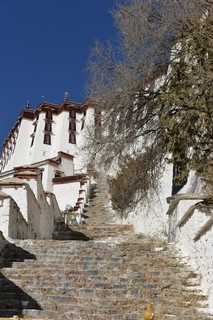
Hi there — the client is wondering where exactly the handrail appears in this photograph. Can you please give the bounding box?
[166,192,213,242]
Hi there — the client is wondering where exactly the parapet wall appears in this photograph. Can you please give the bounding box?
[117,168,213,312]
[0,192,35,239]
[0,167,60,240]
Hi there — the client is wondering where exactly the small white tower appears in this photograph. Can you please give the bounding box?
[25,100,30,109]
[64,92,69,101]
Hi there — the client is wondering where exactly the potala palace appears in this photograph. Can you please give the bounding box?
[0,93,213,313]
[0,94,95,239]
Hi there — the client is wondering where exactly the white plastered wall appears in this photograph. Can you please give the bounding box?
[116,163,173,239]
[3,118,33,172]
[74,107,95,173]
[41,164,55,192]
[117,166,213,312]
[0,193,34,240]
[0,182,41,238]
[169,172,213,312]
[53,181,81,211]
[24,176,55,239]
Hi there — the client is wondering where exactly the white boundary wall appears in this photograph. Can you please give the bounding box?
[116,168,213,312]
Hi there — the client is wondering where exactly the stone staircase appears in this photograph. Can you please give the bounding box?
[0,185,213,319]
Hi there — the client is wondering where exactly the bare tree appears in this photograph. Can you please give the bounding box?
[86,0,210,161]
[85,0,212,214]
[158,9,213,183]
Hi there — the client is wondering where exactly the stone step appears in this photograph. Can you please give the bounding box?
[4,265,188,282]
[23,309,140,320]
[6,247,182,262]
[1,272,175,285]
[0,309,23,317]
[29,300,138,315]
[4,246,178,257]
[3,273,197,292]
[0,283,205,310]
[0,184,212,320]
[0,298,35,312]
[22,306,210,320]
[2,247,160,255]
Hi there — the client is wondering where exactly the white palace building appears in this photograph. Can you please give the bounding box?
[0,94,95,240]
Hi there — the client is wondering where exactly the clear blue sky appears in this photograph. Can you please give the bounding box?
[0,0,117,150]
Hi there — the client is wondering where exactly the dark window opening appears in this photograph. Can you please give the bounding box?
[55,170,62,178]
[69,132,76,144]
[30,136,35,147]
[55,157,61,164]
[172,164,188,195]
[44,122,52,132]
[43,134,51,145]
[69,120,76,131]
[46,110,52,120]
[81,120,85,131]
[69,110,76,119]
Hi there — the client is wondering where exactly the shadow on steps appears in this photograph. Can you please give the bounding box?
[0,273,42,317]
[52,229,90,241]
[0,242,37,268]
[0,243,42,317]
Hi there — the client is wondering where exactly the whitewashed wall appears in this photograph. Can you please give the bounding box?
[74,107,94,173]
[0,173,59,239]
[0,193,34,239]
[30,111,54,163]
[3,119,32,172]
[45,192,61,221]
[53,181,81,211]
[169,172,213,311]
[53,110,78,157]
[117,163,173,239]
[25,175,56,239]
[175,207,213,311]
[60,156,75,176]
[41,163,55,192]
[0,180,41,237]
[116,167,213,312]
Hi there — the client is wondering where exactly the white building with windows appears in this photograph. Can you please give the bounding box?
[0,97,93,173]
[0,95,95,239]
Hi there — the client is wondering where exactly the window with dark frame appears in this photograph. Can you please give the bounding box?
[46,109,52,120]
[69,132,76,144]
[69,120,76,131]
[44,121,52,132]
[43,134,51,145]
[54,170,62,178]
[69,109,76,119]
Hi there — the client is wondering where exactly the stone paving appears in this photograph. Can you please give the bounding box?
[0,185,213,319]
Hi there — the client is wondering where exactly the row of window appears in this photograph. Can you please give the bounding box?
[1,110,80,170]
[31,132,76,146]
[31,113,77,147]
[43,132,76,145]
[45,109,76,120]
